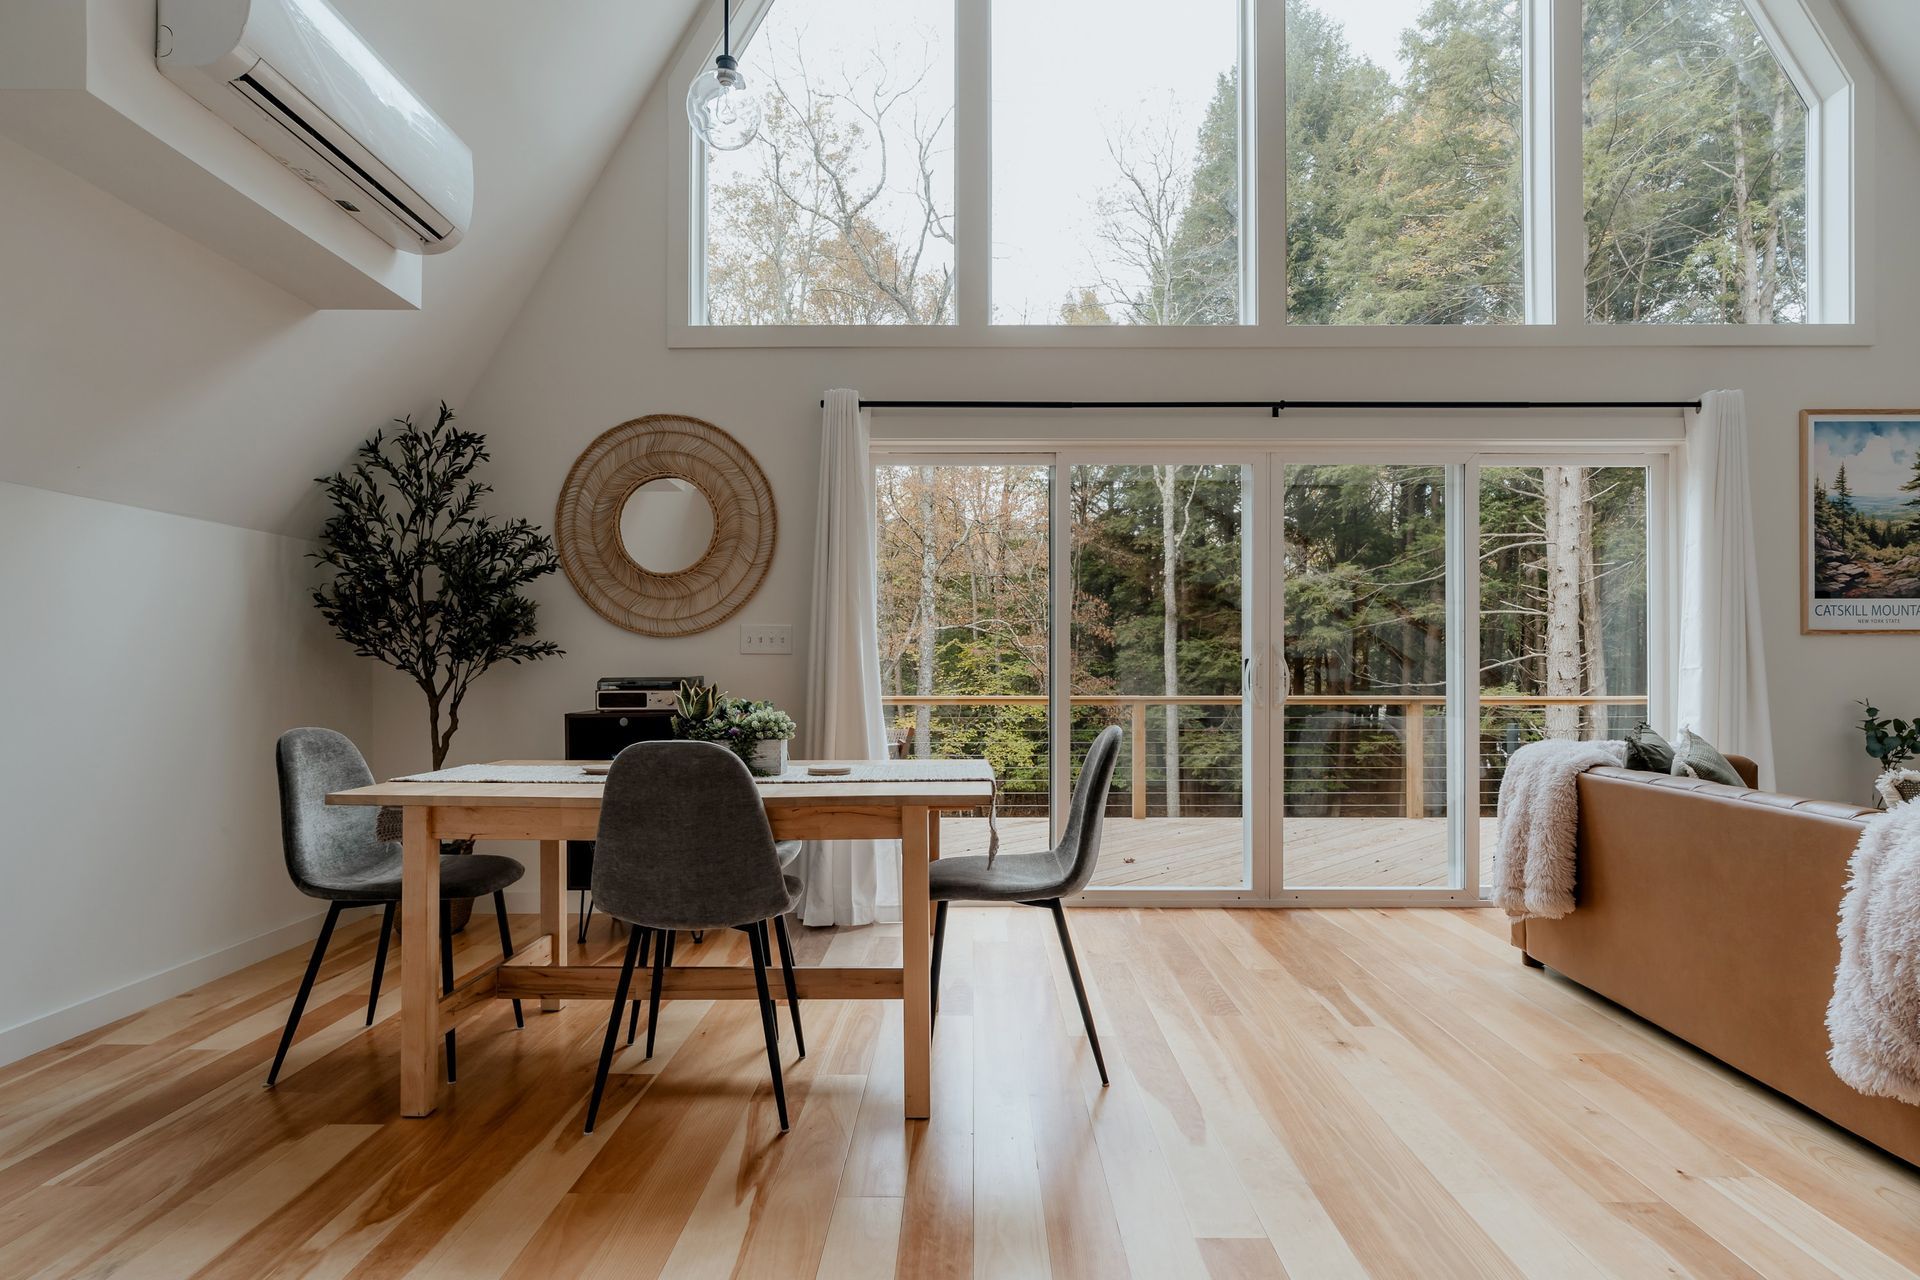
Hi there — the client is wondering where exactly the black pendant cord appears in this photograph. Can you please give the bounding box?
[818,397,1701,413]
[722,0,732,59]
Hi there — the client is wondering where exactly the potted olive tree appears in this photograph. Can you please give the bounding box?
[312,403,563,926]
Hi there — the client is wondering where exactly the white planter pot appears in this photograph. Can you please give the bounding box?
[750,738,790,777]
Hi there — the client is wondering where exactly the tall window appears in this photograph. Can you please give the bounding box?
[990,0,1244,324]
[682,0,1850,334]
[874,463,1053,856]
[1584,0,1808,323]
[701,0,955,324]
[1479,465,1650,875]
[1285,0,1524,324]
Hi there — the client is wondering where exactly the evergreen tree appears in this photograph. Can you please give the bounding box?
[1832,464,1856,525]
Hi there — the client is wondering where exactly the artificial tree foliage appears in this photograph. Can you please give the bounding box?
[312,403,563,772]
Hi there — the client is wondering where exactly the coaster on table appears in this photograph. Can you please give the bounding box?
[806,764,853,776]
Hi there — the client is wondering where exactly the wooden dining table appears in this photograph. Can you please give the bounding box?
[326,760,993,1121]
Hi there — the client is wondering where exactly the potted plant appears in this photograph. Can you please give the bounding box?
[1857,699,1920,805]
[312,403,564,926]
[674,681,798,776]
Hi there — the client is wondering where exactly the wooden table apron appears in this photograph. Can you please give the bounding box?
[326,772,992,1121]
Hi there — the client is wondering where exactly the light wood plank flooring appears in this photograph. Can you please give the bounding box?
[4,906,1919,1278]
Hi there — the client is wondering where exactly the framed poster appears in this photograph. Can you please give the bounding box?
[1803,410,1920,634]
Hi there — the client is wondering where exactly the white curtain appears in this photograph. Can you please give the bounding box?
[799,389,899,926]
[1677,389,1775,789]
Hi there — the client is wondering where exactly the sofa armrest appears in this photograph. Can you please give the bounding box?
[1725,753,1760,789]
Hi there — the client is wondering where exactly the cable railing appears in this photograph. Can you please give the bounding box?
[882,693,1648,820]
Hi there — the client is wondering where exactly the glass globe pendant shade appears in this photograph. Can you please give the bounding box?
[687,55,761,151]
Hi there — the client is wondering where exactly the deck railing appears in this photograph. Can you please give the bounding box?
[882,693,1648,820]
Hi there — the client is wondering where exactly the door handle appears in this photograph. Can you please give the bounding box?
[1243,655,1259,707]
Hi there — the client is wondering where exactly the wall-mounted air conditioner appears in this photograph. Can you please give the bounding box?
[156,0,472,254]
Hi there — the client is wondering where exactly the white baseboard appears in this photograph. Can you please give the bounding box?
[0,908,339,1069]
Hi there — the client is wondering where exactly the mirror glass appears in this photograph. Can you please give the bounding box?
[619,477,715,574]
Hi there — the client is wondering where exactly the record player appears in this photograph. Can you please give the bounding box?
[594,675,699,712]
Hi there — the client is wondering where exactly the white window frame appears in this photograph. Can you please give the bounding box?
[669,0,1870,347]
[871,421,1679,908]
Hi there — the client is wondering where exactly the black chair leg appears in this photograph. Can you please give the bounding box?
[930,900,949,1028]
[748,918,790,1131]
[627,928,652,1046]
[266,902,342,1087]
[772,916,805,1058]
[366,902,396,1027]
[577,891,593,946]
[494,891,524,1029]
[585,926,645,1133]
[1044,899,1109,1087]
[645,929,672,1059]
[440,899,457,1084]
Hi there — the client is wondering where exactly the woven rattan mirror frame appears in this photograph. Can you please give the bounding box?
[556,414,777,637]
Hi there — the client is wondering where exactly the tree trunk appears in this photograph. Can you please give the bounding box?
[1730,86,1761,324]
[1578,479,1609,739]
[1157,466,1182,819]
[1542,467,1586,738]
[915,468,938,760]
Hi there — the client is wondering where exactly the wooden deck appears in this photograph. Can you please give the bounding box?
[942,815,1505,889]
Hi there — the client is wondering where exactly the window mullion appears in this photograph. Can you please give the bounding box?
[1550,0,1586,330]
[955,0,990,332]
[1253,0,1287,328]
[1520,0,1556,323]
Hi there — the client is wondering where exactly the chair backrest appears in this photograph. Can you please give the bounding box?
[592,740,792,930]
[1053,725,1124,897]
[276,727,387,898]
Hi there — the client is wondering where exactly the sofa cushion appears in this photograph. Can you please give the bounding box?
[1624,722,1674,773]
[1671,728,1744,786]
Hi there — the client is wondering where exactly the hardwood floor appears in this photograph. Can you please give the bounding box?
[5,905,1920,1278]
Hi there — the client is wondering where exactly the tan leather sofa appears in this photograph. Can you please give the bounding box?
[1509,757,1920,1166]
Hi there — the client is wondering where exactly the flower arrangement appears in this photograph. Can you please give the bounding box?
[674,681,798,775]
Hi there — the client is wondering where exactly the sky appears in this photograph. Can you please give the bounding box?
[1811,418,1920,499]
[710,0,1439,323]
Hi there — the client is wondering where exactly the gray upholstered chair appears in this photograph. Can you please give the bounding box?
[929,724,1122,1085]
[624,840,807,1053]
[269,727,527,1088]
[585,741,804,1133]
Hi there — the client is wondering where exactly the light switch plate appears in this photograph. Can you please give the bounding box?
[739,624,793,655]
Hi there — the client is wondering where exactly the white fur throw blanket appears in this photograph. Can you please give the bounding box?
[1492,738,1626,920]
[1827,801,1920,1103]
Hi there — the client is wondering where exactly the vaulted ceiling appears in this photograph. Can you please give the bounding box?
[0,0,705,535]
[1,0,1912,538]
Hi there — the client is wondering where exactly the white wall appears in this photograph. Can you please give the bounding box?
[0,482,368,1061]
[426,61,1920,812]
[0,0,688,536]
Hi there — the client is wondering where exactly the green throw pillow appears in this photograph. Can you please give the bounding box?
[1624,722,1673,773]
[1670,728,1744,786]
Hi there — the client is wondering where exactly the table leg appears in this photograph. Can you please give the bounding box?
[927,812,941,937]
[902,805,932,1120]
[400,808,442,1117]
[539,840,567,1012]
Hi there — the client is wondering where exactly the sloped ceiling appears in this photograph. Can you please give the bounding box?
[1835,0,1920,129]
[0,0,703,536]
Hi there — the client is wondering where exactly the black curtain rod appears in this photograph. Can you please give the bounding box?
[820,398,1701,414]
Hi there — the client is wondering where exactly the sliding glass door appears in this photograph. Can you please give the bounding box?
[1280,463,1454,889]
[873,443,1664,904]
[873,459,1055,859]
[1066,463,1252,890]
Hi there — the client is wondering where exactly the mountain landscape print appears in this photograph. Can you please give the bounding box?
[1805,411,1920,632]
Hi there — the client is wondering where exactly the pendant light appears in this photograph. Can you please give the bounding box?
[686,0,762,151]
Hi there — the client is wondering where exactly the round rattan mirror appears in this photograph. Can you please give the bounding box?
[556,414,776,637]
